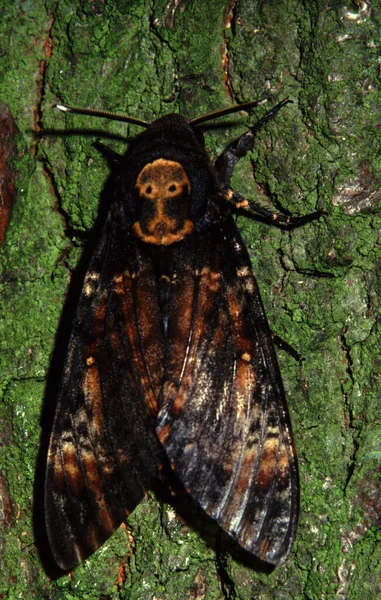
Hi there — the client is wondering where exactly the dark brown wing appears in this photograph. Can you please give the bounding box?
[156,215,299,565]
[45,218,166,570]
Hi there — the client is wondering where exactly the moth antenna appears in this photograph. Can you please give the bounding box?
[190,98,267,126]
[191,97,292,126]
[56,104,149,128]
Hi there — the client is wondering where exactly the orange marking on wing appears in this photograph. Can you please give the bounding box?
[113,273,125,295]
[230,356,257,428]
[117,269,160,415]
[255,438,281,490]
[157,423,171,445]
[171,381,191,415]
[83,362,103,435]
[235,447,258,494]
[159,266,196,406]
[81,451,116,534]
[200,266,221,292]
[278,445,290,474]
[275,444,291,488]
[85,522,103,553]
[60,441,86,497]
[258,538,271,560]
[137,390,158,418]
[52,449,66,493]
[83,271,100,297]
[82,296,107,430]
[134,270,165,400]
[236,266,256,294]
[226,285,256,358]
[81,452,99,486]
[188,266,222,340]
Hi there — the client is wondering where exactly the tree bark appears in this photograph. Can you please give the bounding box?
[1,0,380,598]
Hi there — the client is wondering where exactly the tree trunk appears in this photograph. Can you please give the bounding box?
[1,0,380,598]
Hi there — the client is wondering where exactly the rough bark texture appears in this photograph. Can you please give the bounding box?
[0,1,380,598]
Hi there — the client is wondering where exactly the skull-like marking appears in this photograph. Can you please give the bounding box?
[132,158,194,245]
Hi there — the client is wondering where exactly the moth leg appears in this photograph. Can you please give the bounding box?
[272,332,304,362]
[224,189,324,229]
[214,98,292,185]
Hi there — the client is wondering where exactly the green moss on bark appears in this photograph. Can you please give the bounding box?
[1,0,380,598]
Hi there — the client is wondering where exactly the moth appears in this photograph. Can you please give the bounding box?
[45,98,321,571]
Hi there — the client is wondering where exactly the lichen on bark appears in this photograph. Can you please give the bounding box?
[0,0,380,598]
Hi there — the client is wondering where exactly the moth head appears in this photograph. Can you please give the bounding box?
[55,99,271,243]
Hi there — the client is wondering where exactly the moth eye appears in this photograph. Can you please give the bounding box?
[168,184,176,192]
[146,185,153,194]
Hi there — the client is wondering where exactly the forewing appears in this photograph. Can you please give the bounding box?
[156,218,299,565]
[45,218,166,570]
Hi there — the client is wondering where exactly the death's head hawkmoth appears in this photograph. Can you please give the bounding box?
[44,98,321,571]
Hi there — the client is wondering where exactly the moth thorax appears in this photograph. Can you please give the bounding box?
[132,158,194,245]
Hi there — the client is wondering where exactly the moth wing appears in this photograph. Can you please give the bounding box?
[156,220,299,565]
[45,220,165,570]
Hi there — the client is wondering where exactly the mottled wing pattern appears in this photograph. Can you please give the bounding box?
[45,218,166,570]
[156,215,299,565]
